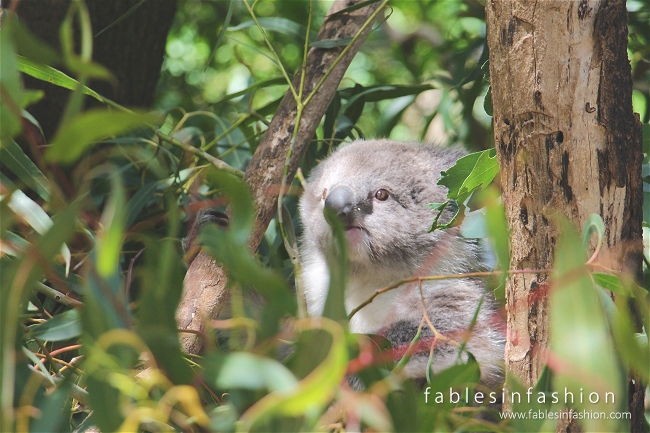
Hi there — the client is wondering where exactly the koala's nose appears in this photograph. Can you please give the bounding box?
[324,186,355,223]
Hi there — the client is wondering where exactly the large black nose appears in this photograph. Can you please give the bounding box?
[324,185,355,224]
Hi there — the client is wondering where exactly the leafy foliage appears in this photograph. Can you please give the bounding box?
[1,1,649,432]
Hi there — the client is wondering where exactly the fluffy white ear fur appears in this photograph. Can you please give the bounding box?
[298,139,504,387]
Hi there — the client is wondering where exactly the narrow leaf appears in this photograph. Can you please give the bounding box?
[0,18,23,139]
[46,110,160,164]
[96,175,126,277]
[0,139,50,200]
[17,56,104,102]
[29,309,81,341]
[229,17,315,44]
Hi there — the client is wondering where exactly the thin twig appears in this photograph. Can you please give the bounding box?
[35,282,82,307]
[299,0,314,100]
[242,0,299,102]
[28,366,89,405]
[203,113,248,151]
[348,269,552,319]
[392,317,425,374]
[155,130,243,178]
[303,0,390,107]
[418,279,459,347]
[126,248,145,302]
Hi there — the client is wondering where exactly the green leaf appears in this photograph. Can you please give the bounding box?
[219,76,286,102]
[433,149,500,231]
[199,170,296,338]
[438,152,483,199]
[94,0,147,37]
[339,84,434,103]
[329,0,382,17]
[12,18,60,65]
[229,18,316,45]
[506,375,557,433]
[0,18,23,139]
[17,56,104,102]
[591,273,627,294]
[124,180,160,227]
[456,148,499,196]
[29,381,72,433]
[642,123,649,154]
[581,213,604,252]
[65,55,115,82]
[550,219,624,433]
[322,208,349,323]
[206,0,233,69]
[0,139,50,200]
[20,89,44,108]
[136,200,193,384]
[608,291,649,383]
[239,318,348,431]
[96,174,126,277]
[484,189,510,276]
[29,309,81,341]
[46,109,160,164]
[2,231,28,257]
[82,251,130,340]
[58,1,114,82]
[204,352,297,392]
[323,93,341,140]
[483,86,493,116]
[310,38,352,48]
[5,189,51,233]
[4,190,71,273]
[377,95,416,137]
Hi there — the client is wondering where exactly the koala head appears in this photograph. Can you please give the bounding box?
[299,140,465,273]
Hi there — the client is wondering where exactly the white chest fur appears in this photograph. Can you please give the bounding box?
[301,247,409,334]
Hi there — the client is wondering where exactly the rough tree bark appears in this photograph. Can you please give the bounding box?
[15,0,177,140]
[177,0,385,354]
[486,0,644,430]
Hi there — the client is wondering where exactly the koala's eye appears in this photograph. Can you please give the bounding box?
[374,189,389,201]
[322,188,327,200]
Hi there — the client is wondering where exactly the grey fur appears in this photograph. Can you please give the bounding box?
[298,139,504,386]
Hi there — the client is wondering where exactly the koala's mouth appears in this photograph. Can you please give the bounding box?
[345,224,368,236]
[343,225,369,249]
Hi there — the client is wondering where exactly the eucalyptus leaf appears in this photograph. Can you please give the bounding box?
[550,219,624,433]
[46,110,161,164]
[29,309,81,341]
[310,38,352,48]
[12,18,60,65]
[124,180,160,227]
[20,89,45,108]
[642,123,649,154]
[239,318,348,431]
[229,17,315,44]
[0,139,50,200]
[0,18,23,139]
[205,352,297,392]
[136,201,193,385]
[323,208,348,323]
[17,56,104,102]
[3,190,71,273]
[96,174,126,278]
[581,213,604,252]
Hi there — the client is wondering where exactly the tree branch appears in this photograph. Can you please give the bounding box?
[176,0,384,355]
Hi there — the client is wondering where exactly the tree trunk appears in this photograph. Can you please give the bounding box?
[15,0,177,140]
[485,0,644,430]
[177,0,385,354]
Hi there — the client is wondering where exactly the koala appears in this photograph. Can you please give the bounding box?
[298,139,504,387]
